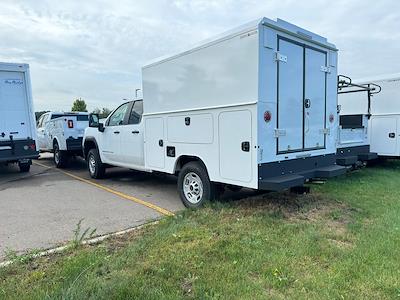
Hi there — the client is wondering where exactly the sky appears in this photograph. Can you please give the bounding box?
[0,0,399,112]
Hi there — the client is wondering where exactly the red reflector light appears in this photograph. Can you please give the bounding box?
[264,111,272,123]
[29,144,36,151]
[68,120,74,128]
[329,114,335,123]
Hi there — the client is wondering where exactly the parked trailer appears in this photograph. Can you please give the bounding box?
[0,62,38,172]
[84,17,346,207]
[336,75,381,166]
[339,74,400,158]
[36,112,89,167]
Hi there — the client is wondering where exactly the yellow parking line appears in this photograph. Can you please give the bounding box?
[33,161,175,217]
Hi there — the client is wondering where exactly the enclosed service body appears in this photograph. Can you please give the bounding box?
[0,63,38,171]
[336,76,380,165]
[339,74,400,158]
[142,18,345,191]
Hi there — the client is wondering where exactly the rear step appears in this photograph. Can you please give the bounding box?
[314,165,347,178]
[259,174,305,191]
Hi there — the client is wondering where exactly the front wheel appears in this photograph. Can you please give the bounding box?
[178,162,214,208]
[87,148,105,179]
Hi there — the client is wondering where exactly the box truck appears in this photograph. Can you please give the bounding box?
[83,18,346,207]
[336,75,380,166]
[0,62,38,172]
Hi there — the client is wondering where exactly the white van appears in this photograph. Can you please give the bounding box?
[0,62,38,172]
[84,18,346,207]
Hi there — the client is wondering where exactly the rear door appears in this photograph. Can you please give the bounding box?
[0,71,30,141]
[277,37,327,153]
[304,48,326,149]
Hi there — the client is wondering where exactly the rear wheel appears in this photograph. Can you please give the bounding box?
[87,148,105,179]
[18,161,31,172]
[53,142,68,168]
[178,162,214,208]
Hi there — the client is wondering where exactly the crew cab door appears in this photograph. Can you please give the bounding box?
[37,113,50,150]
[100,102,130,165]
[121,100,145,167]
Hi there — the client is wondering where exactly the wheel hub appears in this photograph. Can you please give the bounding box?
[183,172,204,204]
[89,155,96,174]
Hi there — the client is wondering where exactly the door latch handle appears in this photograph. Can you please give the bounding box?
[159,139,164,147]
[132,131,139,134]
[304,99,311,108]
[241,141,250,152]
[389,132,395,138]
[113,131,120,134]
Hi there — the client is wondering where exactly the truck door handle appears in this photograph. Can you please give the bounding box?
[132,131,139,134]
[304,99,311,108]
[113,131,120,134]
[389,133,395,138]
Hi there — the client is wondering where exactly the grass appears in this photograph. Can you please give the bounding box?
[1,161,400,299]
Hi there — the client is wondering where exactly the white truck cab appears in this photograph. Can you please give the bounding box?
[37,111,89,167]
[84,17,346,207]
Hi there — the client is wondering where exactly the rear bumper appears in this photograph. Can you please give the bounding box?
[336,145,378,166]
[66,137,83,152]
[258,154,347,191]
[0,138,39,163]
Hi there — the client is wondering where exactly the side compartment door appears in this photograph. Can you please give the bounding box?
[304,48,327,149]
[277,39,304,153]
[370,116,397,156]
[219,110,252,183]
[145,117,165,169]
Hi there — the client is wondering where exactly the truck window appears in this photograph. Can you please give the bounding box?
[107,103,130,126]
[128,100,143,125]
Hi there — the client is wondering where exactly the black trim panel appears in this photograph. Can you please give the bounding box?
[0,138,39,163]
[336,145,377,165]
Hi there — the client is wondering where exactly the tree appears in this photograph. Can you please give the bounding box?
[92,107,111,119]
[71,98,87,112]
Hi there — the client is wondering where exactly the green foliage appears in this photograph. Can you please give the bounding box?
[70,219,97,249]
[2,162,400,299]
[92,107,111,119]
[71,98,87,112]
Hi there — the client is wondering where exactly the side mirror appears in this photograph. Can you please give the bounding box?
[89,114,99,127]
[98,123,105,133]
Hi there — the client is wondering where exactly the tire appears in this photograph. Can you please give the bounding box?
[18,161,31,172]
[53,142,68,168]
[87,148,105,179]
[178,162,214,208]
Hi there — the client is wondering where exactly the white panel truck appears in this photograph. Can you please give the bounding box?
[37,112,89,167]
[336,75,381,166]
[0,62,39,172]
[83,18,346,207]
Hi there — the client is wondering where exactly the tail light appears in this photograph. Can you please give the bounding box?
[29,144,36,151]
[68,120,74,128]
[264,111,272,123]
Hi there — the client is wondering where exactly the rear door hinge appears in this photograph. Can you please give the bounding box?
[274,129,286,138]
[320,66,331,73]
[275,52,288,63]
[320,128,330,135]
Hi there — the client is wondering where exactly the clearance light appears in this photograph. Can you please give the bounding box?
[68,120,74,128]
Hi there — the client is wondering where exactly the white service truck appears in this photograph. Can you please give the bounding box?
[339,74,400,159]
[37,112,89,167]
[83,17,346,207]
[0,62,38,172]
[336,75,380,166]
